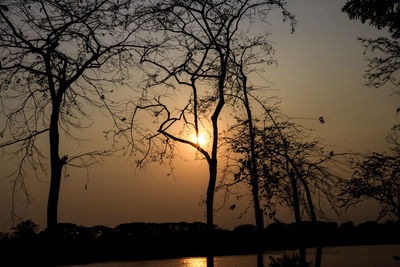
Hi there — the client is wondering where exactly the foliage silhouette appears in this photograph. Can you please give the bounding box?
[0,0,144,233]
[340,129,400,221]
[10,219,38,240]
[342,0,400,38]
[226,103,345,222]
[342,0,400,100]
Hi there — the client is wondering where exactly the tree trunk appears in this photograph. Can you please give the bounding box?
[242,72,264,234]
[251,181,264,232]
[298,175,322,267]
[206,159,217,230]
[46,156,62,232]
[206,64,225,230]
[290,170,301,223]
[303,180,322,267]
[247,157,264,234]
[298,175,316,222]
[289,170,305,265]
[47,100,65,234]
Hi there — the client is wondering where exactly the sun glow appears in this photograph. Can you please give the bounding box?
[192,132,207,147]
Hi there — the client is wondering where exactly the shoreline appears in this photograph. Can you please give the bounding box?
[2,220,399,266]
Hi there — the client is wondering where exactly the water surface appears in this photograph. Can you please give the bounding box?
[70,244,400,267]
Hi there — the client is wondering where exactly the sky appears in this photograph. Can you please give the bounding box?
[1,0,399,233]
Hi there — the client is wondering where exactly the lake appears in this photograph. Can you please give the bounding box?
[69,244,400,267]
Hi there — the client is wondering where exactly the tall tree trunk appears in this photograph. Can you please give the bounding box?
[206,60,225,230]
[47,100,65,234]
[240,66,264,234]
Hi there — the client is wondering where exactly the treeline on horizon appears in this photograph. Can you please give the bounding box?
[1,219,399,266]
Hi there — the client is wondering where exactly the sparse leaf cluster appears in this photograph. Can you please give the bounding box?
[225,105,345,222]
[340,129,400,221]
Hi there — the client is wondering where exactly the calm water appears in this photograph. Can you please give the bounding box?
[70,244,400,267]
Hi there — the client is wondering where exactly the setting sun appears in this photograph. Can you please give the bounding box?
[192,132,207,147]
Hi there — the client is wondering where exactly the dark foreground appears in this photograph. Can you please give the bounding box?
[1,220,399,266]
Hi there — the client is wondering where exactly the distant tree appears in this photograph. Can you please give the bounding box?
[126,0,295,231]
[340,129,400,221]
[0,0,143,233]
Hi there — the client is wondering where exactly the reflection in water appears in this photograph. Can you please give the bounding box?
[207,255,214,267]
[67,244,400,267]
[257,251,264,267]
[180,257,207,267]
[315,246,322,267]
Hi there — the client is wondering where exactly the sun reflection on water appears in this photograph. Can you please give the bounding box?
[179,257,207,267]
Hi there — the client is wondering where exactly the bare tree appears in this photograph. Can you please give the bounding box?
[124,0,294,231]
[222,15,295,267]
[227,101,344,221]
[225,101,345,266]
[0,0,144,233]
[227,39,277,235]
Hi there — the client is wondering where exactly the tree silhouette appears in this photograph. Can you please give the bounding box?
[227,103,344,221]
[340,129,400,221]
[0,0,143,234]
[342,1,400,91]
[221,15,296,266]
[225,22,280,236]
[342,0,400,38]
[125,0,295,231]
[226,101,345,266]
[341,0,400,223]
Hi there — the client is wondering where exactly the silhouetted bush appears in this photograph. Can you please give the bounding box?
[269,254,310,267]
[234,224,257,233]
[11,220,38,240]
